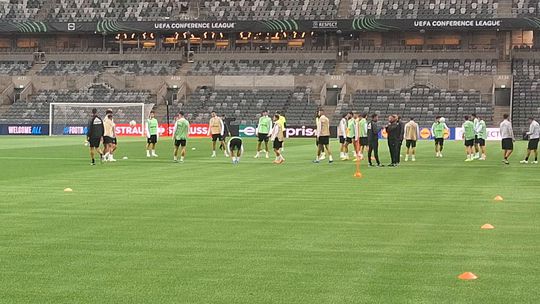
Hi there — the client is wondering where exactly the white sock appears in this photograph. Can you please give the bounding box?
[180,156,184,161]
[174,156,178,161]
[146,150,150,156]
[212,150,216,155]
[329,155,333,161]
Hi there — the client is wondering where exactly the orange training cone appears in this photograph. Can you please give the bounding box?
[481,224,495,230]
[493,195,504,201]
[458,272,478,280]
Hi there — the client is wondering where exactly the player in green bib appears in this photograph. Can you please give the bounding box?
[358,113,368,160]
[146,110,159,157]
[173,112,190,163]
[343,113,356,160]
[431,116,449,158]
[475,116,487,160]
[255,110,272,159]
[462,115,476,162]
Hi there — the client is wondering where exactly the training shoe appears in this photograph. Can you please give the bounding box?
[520,160,528,164]
[329,160,333,164]
[368,163,375,167]
[465,158,474,162]
[265,153,269,159]
[312,160,320,163]
[254,154,259,159]
[503,160,510,165]
[377,164,385,167]
[152,154,159,158]
[533,161,538,164]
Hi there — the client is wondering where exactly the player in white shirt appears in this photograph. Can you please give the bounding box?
[337,113,349,160]
[520,117,540,164]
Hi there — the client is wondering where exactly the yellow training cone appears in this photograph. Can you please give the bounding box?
[481,224,495,230]
[64,188,73,192]
[493,195,504,201]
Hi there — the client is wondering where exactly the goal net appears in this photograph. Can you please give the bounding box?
[49,103,152,136]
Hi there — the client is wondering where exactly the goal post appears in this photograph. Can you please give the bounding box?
[49,103,151,136]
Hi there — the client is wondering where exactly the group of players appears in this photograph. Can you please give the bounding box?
[86,107,540,166]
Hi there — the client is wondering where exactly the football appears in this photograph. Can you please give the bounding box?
[129,120,137,127]
[439,117,446,123]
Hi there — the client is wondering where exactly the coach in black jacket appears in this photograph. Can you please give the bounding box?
[396,115,406,164]
[367,113,382,166]
[386,115,400,167]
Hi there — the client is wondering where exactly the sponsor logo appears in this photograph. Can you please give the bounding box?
[153,22,236,30]
[239,125,257,137]
[420,128,431,139]
[285,126,317,138]
[114,124,209,137]
[63,126,86,135]
[414,20,501,28]
[67,23,76,31]
[455,128,501,141]
[7,125,44,135]
[312,21,338,29]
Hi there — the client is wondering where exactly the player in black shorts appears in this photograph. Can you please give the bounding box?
[86,108,104,165]
[520,117,540,164]
[227,137,243,164]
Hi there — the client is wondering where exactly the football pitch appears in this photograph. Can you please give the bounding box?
[0,136,539,304]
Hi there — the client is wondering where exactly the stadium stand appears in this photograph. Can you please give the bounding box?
[0,61,32,75]
[349,88,492,127]
[0,0,43,21]
[345,59,498,76]
[168,87,316,125]
[38,60,181,76]
[46,0,190,22]
[350,0,500,18]
[0,84,155,124]
[512,59,540,132]
[204,0,340,20]
[189,59,336,76]
[512,0,540,16]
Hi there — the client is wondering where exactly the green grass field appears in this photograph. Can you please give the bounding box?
[0,136,539,304]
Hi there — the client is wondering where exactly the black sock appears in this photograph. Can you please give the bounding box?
[525,157,529,161]
[92,158,95,163]
[535,156,538,161]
